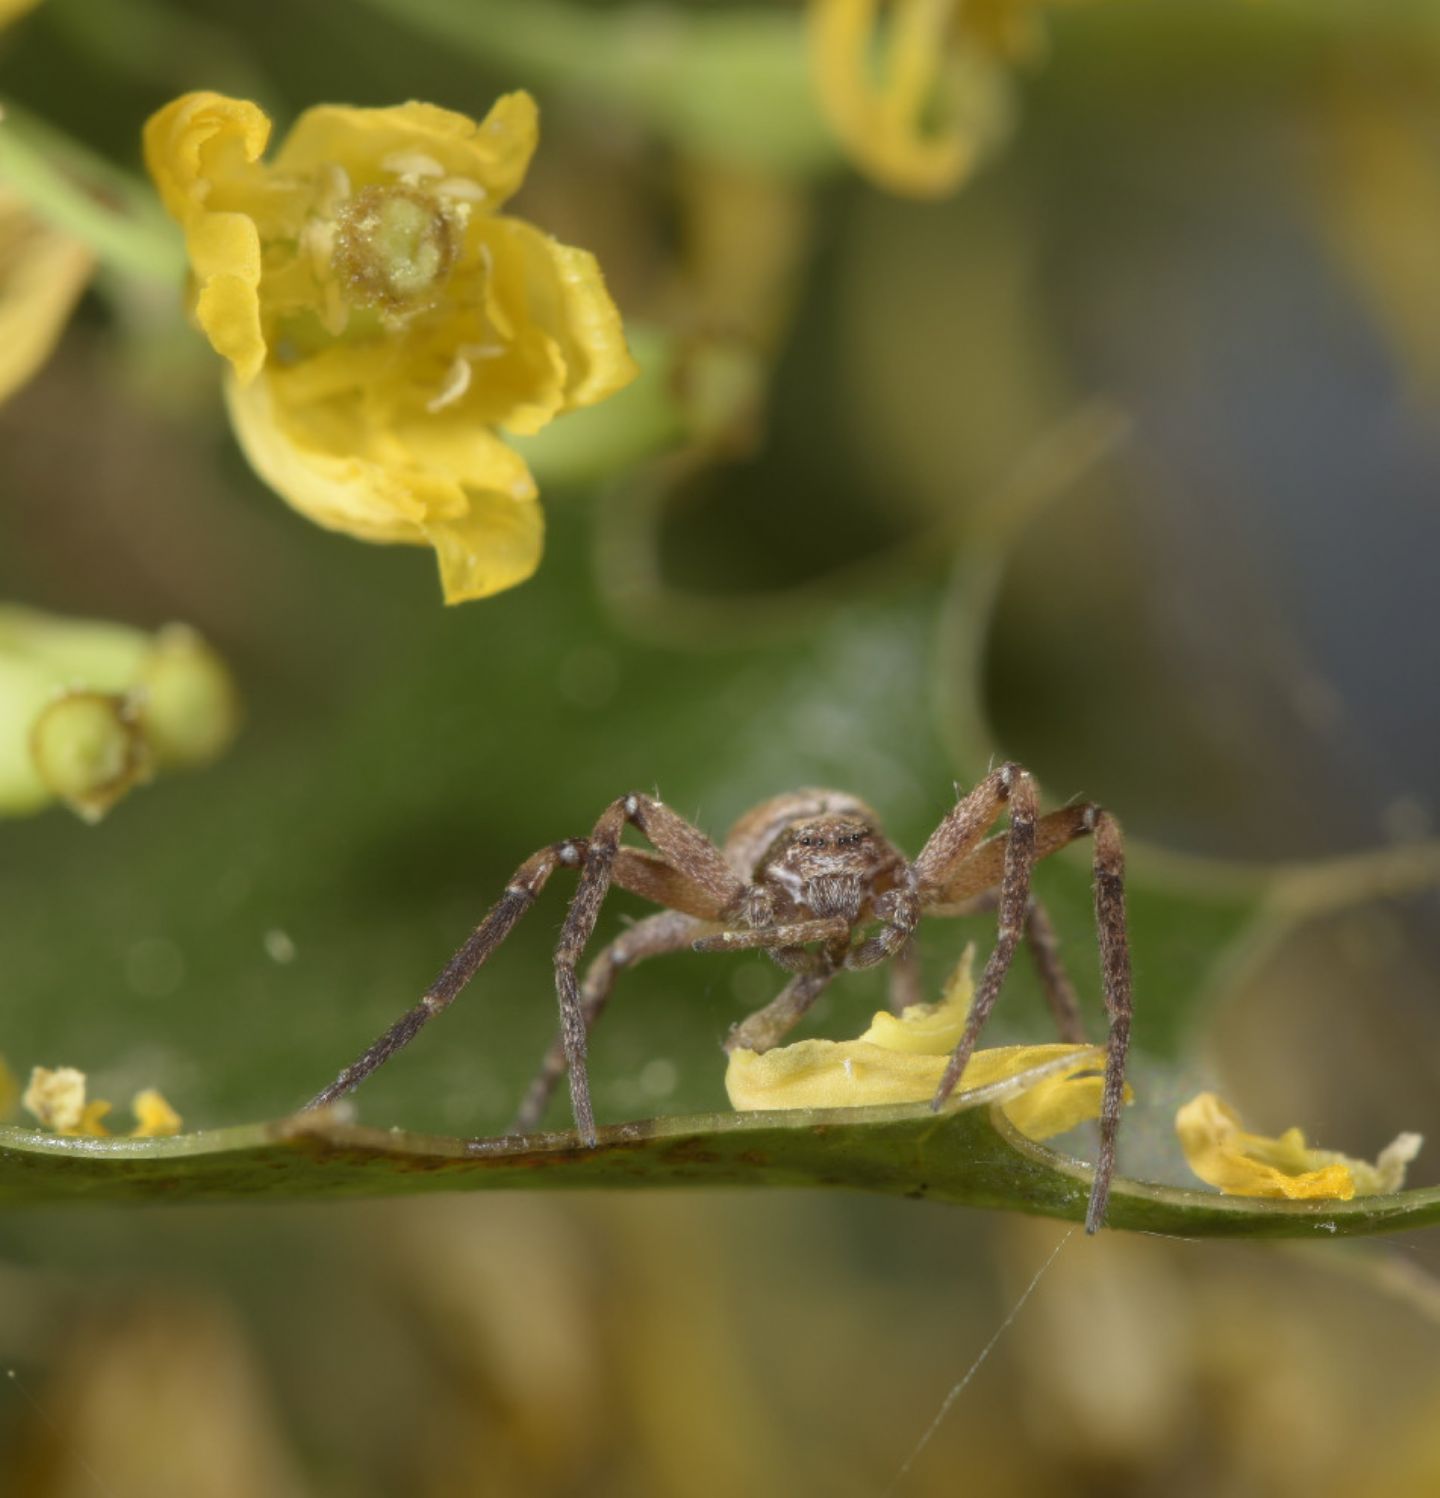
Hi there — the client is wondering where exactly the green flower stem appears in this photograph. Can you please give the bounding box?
[353,0,836,175]
[0,98,183,282]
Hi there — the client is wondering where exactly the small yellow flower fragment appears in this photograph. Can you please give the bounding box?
[727,945,1120,1141]
[21,1066,182,1138]
[130,1088,183,1138]
[1176,1092,1422,1201]
[143,90,637,603]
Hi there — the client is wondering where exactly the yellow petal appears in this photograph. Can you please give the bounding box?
[225,370,542,600]
[0,191,93,404]
[1175,1092,1423,1201]
[422,491,545,604]
[143,93,271,380]
[142,92,272,225]
[808,0,1006,198]
[0,1055,17,1120]
[486,219,639,411]
[276,93,539,210]
[130,1088,182,1137]
[726,1035,1109,1142]
[187,211,266,383]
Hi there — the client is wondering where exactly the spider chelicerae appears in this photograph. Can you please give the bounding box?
[308,764,1133,1232]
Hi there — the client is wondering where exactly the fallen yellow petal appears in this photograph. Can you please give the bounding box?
[1176,1091,1423,1201]
[726,944,1123,1141]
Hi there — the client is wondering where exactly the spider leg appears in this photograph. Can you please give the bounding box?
[692,916,853,953]
[510,909,699,1133]
[725,958,842,1054]
[941,890,1086,1044]
[930,768,1040,1106]
[1087,810,1133,1235]
[305,836,586,1111]
[555,793,752,1144]
[928,796,1134,1232]
[847,762,1032,973]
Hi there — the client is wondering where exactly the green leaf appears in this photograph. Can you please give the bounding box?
[3,1099,1435,1239]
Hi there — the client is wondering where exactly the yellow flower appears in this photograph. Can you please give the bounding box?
[21,1065,182,1138]
[808,0,1030,197]
[727,944,1123,1141]
[0,182,93,405]
[143,91,638,603]
[1176,1092,1422,1201]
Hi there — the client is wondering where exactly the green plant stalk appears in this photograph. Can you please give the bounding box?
[0,98,183,281]
[353,0,836,175]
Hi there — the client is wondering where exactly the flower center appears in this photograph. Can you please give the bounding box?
[332,185,458,311]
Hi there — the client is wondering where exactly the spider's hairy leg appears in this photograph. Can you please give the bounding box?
[930,766,1040,1106]
[848,762,1031,973]
[510,910,698,1133]
[556,793,747,1146]
[693,916,852,953]
[1086,809,1133,1235]
[725,959,840,1054]
[942,889,1087,1044]
[305,838,584,1111]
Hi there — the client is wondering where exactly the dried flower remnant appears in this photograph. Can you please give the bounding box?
[1176,1092,1422,1201]
[143,90,638,603]
[0,606,239,821]
[21,1065,182,1138]
[727,945,1123,1142]
[808,0,1029,197]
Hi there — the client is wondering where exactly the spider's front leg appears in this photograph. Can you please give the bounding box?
[305,835,588,1111]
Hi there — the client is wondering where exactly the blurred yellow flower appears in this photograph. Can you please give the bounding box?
[727,944,1121,1141]
[143,90,637,603]
[808,0,1022,197]
[0,182,93,404]
[1176,1092,1422,1201]
[21,1065,182,1138]
[0,0,41,26]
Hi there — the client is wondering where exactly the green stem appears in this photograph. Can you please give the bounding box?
[353,0,835,175]
[0,99,183,281]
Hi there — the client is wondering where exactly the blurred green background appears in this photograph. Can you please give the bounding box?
[3,0,1440,1492]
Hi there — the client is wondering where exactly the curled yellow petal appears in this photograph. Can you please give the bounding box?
[142,93,269,381]
[727,945,1123,1141]
[1176,1092,1423,1201]
[145,89,633,601]
[808,0,1010,197]
[0,187,93,404]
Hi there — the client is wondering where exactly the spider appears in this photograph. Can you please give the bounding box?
[307,764,1133,1233]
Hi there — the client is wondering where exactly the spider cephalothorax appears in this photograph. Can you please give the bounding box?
[750,812,902,924]
[309,768,1133,1233]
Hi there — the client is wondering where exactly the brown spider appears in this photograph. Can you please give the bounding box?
[308,765,1133,1232]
